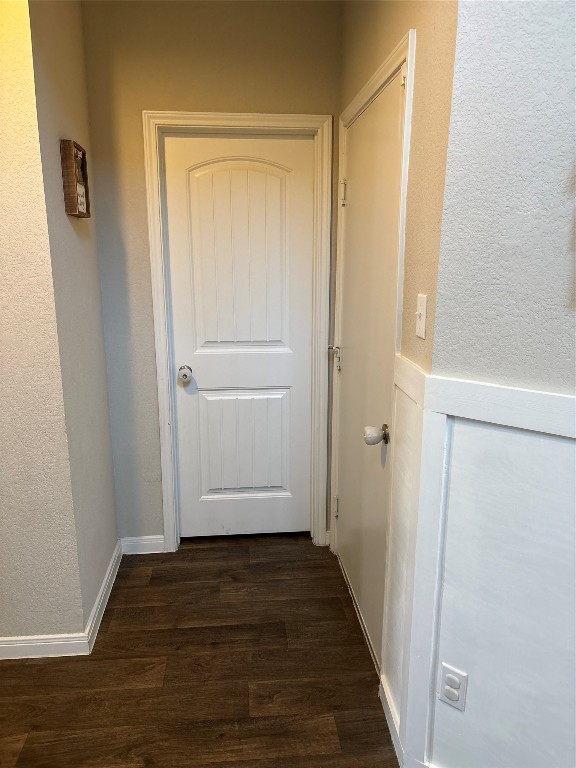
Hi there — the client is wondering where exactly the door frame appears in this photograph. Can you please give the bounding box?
[329,32,416,550]
[143,112,332,551]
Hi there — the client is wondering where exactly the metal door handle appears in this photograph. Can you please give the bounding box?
[364,424,390,445]
[178,365,193,383]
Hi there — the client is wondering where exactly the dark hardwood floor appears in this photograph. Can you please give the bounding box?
[0,533,398,767]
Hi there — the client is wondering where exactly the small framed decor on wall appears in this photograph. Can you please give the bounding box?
[60,139,90,217]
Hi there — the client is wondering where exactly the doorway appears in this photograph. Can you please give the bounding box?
[331,35,414,660]
[143,113,332,549]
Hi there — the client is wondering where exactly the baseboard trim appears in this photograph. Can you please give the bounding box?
[85,540,122,651]
[379,680,405,766]
[0,632,90,659]
[313,529,329,547]
[380,671,401,736]
[0,541,122,659]
[336,554,380,675]
[336,555,419,765]
[378,680,433,768]
[121,535,165,554]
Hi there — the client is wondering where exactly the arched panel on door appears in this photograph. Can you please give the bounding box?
[187,158,291,352]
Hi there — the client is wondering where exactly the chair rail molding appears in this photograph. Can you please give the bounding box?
[394,354,575,439]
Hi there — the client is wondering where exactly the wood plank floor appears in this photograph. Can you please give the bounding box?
[0,534,398,767]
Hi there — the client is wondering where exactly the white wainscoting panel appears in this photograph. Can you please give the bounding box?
[430,419,575,768]
[381,384,423,734]
[402,409,450,765]
[381,356,575,768]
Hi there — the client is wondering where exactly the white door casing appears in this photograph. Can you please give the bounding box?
[331,34,415,658]
[143,114,332,548]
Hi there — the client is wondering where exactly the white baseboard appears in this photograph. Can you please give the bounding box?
[378,681,433,768]
[312,529,329,547]
[0,632,90,659]
[86,540,122,650]
[0,541,122,659]
[379,680,405,766]
[327,526,334,552]
[336,554,380,675]
[121,535,165,554]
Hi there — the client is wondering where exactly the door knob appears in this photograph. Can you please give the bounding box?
[363,424,390,445]
[178,365,193,383]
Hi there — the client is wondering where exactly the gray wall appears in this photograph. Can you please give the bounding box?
[82,1,342,537]
[433,0,575,394]
[0,0,83,636]
[29,0,118,624]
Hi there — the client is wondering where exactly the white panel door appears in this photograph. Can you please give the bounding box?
[335,70,406,658]
[164,136,314,536]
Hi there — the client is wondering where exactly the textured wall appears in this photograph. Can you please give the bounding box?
[340,1,458,372]
[433,1,575,393]
[29,0,118,625]
[82,1,342,537]
[0,0,83,636]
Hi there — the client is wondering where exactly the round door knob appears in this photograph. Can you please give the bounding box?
[363,424,390,445]
[178,365,193,383]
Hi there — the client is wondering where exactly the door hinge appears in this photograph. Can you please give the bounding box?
[339,179,347,207]
[334,495,340,520]
[328,344,341,372]
[401,62,408,89]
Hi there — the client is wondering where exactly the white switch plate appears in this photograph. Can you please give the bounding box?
[416,294,427,339]
[439,662,468,712]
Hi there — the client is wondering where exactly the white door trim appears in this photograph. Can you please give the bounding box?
[143,112,332,550]
[330,32,416,547]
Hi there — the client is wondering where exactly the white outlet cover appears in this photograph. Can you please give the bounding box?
[439,662,468,712]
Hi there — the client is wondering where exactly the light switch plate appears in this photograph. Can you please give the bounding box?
[416,294,427,339]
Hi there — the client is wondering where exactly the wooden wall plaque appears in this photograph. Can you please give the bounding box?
[60,140,90,218]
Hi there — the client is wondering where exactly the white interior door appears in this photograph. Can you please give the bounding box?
[334,69,407,658]
[165,135,315,537]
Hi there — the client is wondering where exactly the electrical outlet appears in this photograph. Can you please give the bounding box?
[438,662,468,712]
